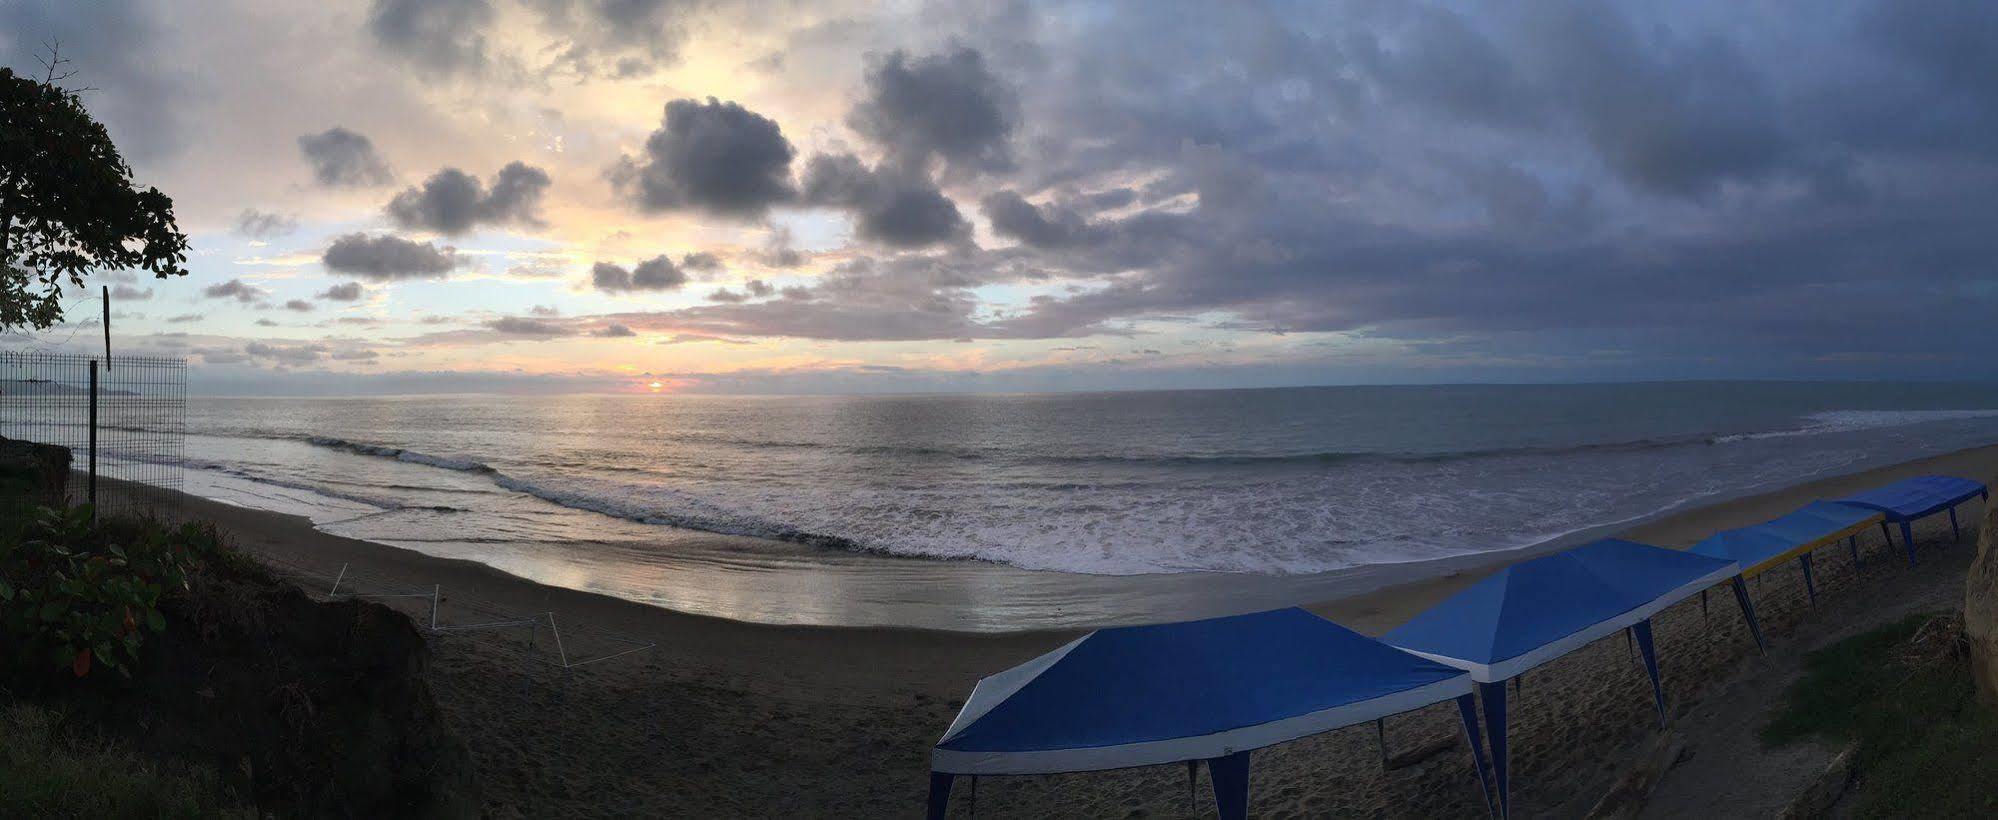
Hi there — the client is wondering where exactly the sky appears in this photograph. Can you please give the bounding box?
[2,0,1996,395]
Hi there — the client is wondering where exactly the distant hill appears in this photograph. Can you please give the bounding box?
[0,381,142,397]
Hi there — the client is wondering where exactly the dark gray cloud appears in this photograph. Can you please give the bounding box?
[529,0,693,78]
[283,299,315,312]
[608,97,796,219]
[591,256,687,293]
[109,284,153,301]
[0,1,180,161]
[386,161,551,235]
[202,279,266,303]
[365,0,493,77]
[298,127,395,187]
[318,282,366,302]
[802,153,969,247]
[234,209,299,239]
[680,251,722,272]
[244,341,326,366]
[849,47,1016,174]
[322,233,460,280]
[980,191,1097,249]
[591,323,637,337]
[486,316,570,336]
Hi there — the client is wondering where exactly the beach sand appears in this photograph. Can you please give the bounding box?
[156,443,1997,817]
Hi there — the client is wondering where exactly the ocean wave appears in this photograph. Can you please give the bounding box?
[1714,409,1998,443]
[484,473,873,552]
[303,436,496,473]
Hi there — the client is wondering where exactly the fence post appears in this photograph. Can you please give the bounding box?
[88,359,98,517]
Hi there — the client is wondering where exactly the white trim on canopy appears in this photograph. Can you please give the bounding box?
[1392,562,1739,682]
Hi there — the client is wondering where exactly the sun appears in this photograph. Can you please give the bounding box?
[648,381,664,392]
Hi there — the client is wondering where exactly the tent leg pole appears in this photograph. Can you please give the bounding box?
[1207,751,1252,820]
[1848,535,1861,569]
[1633,620,1669,728]
[1376,718,1389,769]
[1455,693,1496,819]
[926,772,954,820]
[1700,588,1708,625]
[1480,681,1510,819]
[1901,521,1917,567]
[1799,555,1816,605]
[1950,507,1961,543]
[1731,575,1767,654]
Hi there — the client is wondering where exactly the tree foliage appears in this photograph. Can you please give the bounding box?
[0,63,188,330]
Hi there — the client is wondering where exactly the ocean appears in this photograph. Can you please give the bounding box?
[166,382,1998,628]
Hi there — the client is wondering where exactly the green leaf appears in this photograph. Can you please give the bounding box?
[145,609,164,632]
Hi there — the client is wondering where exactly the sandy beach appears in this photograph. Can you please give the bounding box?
[161,443,1997,817]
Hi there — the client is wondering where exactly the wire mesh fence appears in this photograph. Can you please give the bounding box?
[0,350,652,674]
[0,350,186,518]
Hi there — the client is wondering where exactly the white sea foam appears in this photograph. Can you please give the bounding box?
[1715,409,1998,442]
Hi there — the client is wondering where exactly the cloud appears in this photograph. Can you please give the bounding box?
[680,251,722,272]
[244,341,326,366]
[386,161,551,235]
[801,153,969,247]
[980,191,1096,249]
[608,97,796,219]
[529,304,560,316]
[591,323,636,337]
[849,46,1016,174]
[317,282,365,301]
[202,279,266,303]
[485,316,570,336]
[707,287,747,303]
[234,209,299,239]
[297,127,395,187]
[530,0,693,78]
[283,299,315,312]
[109,284,154,301]
[590,256,686,293]
[365,0,493,77]
[0,1,181,161]
[322,233,460,280]
[165,313,202,324]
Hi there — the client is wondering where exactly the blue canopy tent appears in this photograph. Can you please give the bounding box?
[1382,539,1741,817]
[1835,475,1989,567]
[1691,501,1883,606]
[929,608,1495,819]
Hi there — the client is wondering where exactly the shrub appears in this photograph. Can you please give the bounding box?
[0,505,223,680]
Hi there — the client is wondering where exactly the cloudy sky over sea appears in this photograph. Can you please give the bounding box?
[4,1,1996,394]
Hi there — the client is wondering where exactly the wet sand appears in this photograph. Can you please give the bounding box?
[144,443,1996,816]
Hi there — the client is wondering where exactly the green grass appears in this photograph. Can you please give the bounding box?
[0,701,252,818]
[1762,612,1998,818]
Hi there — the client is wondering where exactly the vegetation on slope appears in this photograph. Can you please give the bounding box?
[1763,611,1998,817]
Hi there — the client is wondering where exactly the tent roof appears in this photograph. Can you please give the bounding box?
[1690,502,1881,576]
[1382,538,1737,682]
[932,607,1471,775]
[1835,475,1987,522]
